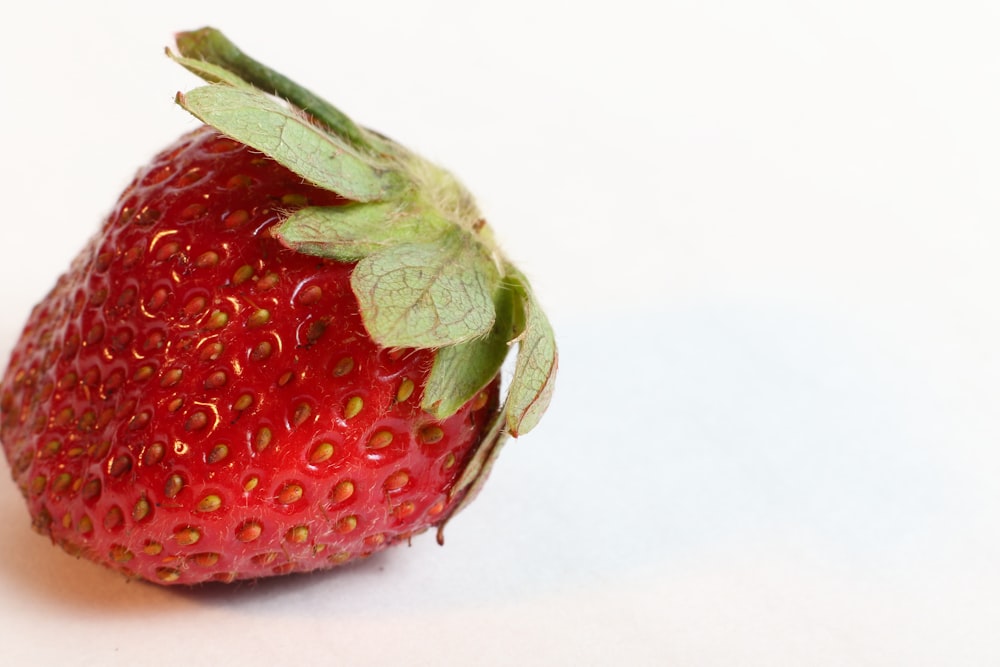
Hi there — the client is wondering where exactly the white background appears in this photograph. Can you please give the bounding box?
[2,1,1000,664]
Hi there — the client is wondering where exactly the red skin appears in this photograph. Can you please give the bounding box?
[0,127,497,584]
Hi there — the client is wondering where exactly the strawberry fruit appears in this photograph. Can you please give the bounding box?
[0,28,556,585]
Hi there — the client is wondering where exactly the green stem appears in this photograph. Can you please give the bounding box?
[175,27,373,153]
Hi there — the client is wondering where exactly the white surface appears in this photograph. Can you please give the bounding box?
[2,1,1000,664]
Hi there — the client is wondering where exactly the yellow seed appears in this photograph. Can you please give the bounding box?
[254,426,273,451]
[197,494,222,513]
[286,525,309,543]
[175,526,201,546]
[330,480,354,504]
[207,443,229,464]
[233,264,254,285]
[164,474,184,498]
[384,470,410,491]
[277,483,304,505]
[132,497,151,522]
[419,425,445,445]
[309,442,335,464]
[248,308,271,328]
[143,540,163,556]
[367,430,393,449]
[237,521,262,543]
[233,393,254,411]
[244,476,259,492]
[336,515,358,534]
[156,568,180,583]
[344,396,364,419]
[396,378,415,402]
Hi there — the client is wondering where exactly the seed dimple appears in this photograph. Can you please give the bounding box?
[51,472,73,493]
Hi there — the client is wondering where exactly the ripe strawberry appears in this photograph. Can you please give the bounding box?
[0,28,556,585]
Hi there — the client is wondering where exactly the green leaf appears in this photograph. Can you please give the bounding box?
[350,232,499,348]
[273,203,452,262]
[177,85,406,202]
[505,268,558,436]
[422,284,515,419]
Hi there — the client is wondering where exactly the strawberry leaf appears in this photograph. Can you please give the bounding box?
[504,268,558,436]
[422,284,515,419]
[273,203,452,262]
[176,85,406,202]
[350,232,499,348]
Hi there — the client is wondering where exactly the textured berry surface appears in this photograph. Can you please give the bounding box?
[0,127,497,584]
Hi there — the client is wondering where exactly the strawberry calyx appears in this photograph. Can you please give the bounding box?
[170,27,556,503]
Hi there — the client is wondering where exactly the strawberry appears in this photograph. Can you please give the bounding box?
[0,27,556,585]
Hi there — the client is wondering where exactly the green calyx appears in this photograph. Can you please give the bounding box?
[170,28,557,458]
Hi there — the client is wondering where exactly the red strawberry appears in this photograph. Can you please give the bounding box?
[0,27,556,585]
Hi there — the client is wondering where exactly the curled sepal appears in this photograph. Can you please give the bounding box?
[177,85,406,202]
[167,50,256,90]
[350,231,499,348]
[422,284,515,419]
[437,406,510,544]
[504,267,558,436]
[273,203,452,262]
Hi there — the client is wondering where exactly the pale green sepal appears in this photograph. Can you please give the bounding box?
[438,405,511,543]
[350,233,499,348]
[177,85,406,202]
[167,51,256,90]
[504,268,558,436]
[422,284,515,419]
[273,203,452,262]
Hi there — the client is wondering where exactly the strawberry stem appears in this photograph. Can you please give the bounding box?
[175,27,373,153]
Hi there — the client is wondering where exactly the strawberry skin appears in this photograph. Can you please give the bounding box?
[0,127,497,584]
